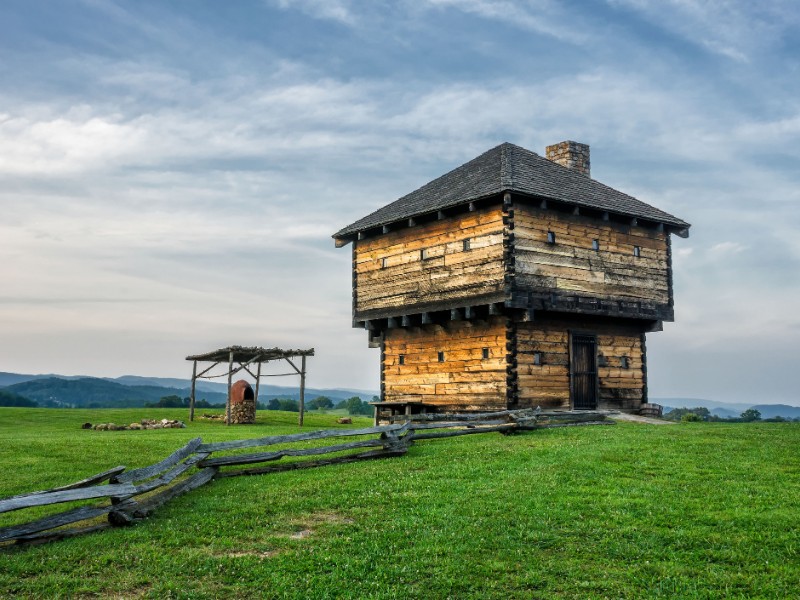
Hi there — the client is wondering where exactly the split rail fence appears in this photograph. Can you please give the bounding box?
[0,409,613,546]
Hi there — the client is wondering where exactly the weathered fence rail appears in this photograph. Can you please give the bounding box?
[0,409,613,546]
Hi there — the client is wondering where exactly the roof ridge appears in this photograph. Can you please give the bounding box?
[500,142,514,188]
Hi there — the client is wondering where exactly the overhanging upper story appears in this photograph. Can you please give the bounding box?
[334,142,690,330]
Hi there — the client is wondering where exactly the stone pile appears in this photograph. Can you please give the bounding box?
[88,419,186,431]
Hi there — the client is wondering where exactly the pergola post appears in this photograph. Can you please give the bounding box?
[226,350,234,426]
[254,361,262,410]
[299,355,306,427]
[189,360,197,422]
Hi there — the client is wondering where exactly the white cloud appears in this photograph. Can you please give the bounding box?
[270,0,358,25]
[708,241,747,257]
[606,0,800,62]
[419,0,590,43]
[0,112,147,175]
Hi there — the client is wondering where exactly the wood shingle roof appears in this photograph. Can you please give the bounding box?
[333,142,690,241]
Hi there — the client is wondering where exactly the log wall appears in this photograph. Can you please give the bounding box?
[513,205,670,307]
[516,317,647,412]
[383,317,508,411]
[516,321,570,410]
[354,207,505,318]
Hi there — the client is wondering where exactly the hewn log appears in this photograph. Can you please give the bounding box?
[197,423,407,453]
[199,439,386,468]
[391,419,510,429]
[108,468,217,525]
[216,448,408,478]
[408,424,517,440]
[14,523,111,546]
[519,420,615,429]
[399,408,539,422]
[112,437,202,484]
[125,453,210,496]
[2,466,126,502]
[0,503,114,542]
[0,483,138,514]
[540,412,608,423]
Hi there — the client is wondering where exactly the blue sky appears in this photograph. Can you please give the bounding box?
[1,0,799,404]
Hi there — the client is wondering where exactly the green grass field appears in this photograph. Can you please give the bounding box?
[1,408,798,599]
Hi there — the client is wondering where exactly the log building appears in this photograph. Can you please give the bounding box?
[333,142,690,416]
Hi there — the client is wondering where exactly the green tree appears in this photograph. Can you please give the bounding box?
[0,390,37,407]
[309,396,334,410]
[145,395,185,408]
[664,407,711,422]
[740,408,762,422]
[344,396,373,416]
[266,398,281,411]
[278,398,300,412]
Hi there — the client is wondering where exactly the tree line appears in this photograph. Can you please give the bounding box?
[664,407,798,423]
[144,394,376,416]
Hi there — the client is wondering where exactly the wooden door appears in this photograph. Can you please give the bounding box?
[571,333,598,410]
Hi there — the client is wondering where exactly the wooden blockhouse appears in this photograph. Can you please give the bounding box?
[333,142,690,417]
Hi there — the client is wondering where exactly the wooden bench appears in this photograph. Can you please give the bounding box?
[370,401,435,425]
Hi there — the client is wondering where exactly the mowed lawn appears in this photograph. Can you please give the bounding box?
[1,408,799,599]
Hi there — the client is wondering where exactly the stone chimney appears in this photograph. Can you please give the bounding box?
[546,141,590,177]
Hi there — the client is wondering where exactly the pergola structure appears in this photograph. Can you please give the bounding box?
[186,346,315,426]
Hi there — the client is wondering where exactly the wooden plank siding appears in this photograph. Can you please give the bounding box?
[516,318,647,412]
[383,317,508,411]
[516,322,571,410]
[513,205,671,308]
[354,207,505,317]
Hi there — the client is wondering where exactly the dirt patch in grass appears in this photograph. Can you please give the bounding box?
[608,413,675,425]
[78,585,153,599]
[284,511,355,540]
[290,529,313,540]
[220,549,281,560]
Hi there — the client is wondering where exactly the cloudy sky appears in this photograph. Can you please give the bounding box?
[1,1,799,404]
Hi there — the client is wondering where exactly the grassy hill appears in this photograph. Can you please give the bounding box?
[1,409,798,598]
[0,371,377,408]
[3,377,229,408]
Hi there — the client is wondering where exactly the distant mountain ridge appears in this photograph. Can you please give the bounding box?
[654,397,800,420]
[0,371,378,409]
[2,372,796,416]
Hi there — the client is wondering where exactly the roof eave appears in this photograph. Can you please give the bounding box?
[333,190,690,245]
